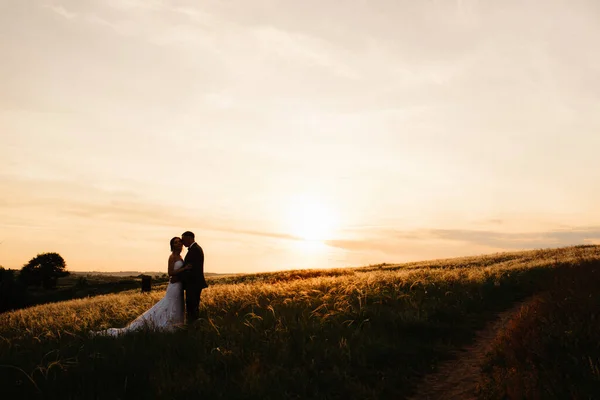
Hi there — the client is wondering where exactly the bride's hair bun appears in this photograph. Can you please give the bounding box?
[170,237,180,251]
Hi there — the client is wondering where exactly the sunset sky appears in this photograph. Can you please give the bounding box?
[2,0,600,273]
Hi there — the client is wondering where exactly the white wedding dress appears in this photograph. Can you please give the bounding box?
[92,260,185,337]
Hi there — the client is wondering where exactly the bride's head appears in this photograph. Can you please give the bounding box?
[170,237,183,253]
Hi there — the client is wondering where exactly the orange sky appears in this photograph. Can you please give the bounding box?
[2,0,600,273]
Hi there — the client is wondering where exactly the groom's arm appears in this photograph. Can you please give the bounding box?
[168,256,188,283]
[184,246,202,271]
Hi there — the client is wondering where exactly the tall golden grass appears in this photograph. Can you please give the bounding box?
[478,254,600,399]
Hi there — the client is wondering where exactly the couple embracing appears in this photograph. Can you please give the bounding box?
[92,231,208,337]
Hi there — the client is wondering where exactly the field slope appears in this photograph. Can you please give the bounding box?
[1,245,599,399]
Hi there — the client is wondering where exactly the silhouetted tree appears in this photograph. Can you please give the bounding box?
[19,253,69,289]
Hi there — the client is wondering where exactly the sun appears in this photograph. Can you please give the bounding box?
[287,195,336,242]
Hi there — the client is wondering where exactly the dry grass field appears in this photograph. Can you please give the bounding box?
[1,245,599,399]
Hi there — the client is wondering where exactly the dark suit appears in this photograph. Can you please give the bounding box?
[182,242,208,322]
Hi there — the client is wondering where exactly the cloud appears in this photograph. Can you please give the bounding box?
[105,0,163,11]
[63,201,303,240]
[172,6,216,27]
[43,4,77,19]
[61,200,305,242]
[0,174,301,242]
[326,226,600,253]
[429,228,600,249]
[325,239,401,253]
[252,25,359,79]
[40,1,218,49]
[211,228,299,241]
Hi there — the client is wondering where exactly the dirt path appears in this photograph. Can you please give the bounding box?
[407,297,536,400]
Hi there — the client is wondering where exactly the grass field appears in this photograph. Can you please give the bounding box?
[1,245,599,399]
[478,254,600,399]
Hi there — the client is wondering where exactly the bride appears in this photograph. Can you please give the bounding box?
[91,237,191,337]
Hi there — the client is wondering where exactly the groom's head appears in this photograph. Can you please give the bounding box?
[181,231,195,247]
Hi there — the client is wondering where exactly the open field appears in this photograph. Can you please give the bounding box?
[1,245,599,399]
[478,256,600,399]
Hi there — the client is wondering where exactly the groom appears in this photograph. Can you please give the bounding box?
[181,231,208,323]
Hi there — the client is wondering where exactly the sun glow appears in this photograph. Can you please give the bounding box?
[287,194,337,243]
